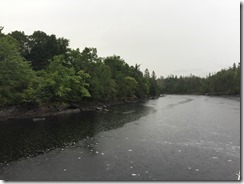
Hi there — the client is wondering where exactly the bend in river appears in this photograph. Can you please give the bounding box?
[0,95,240,181]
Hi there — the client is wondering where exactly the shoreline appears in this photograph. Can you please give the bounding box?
[0,99,147,121]
[0,94,239,121]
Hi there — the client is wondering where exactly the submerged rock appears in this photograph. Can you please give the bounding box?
[33,117,45,122]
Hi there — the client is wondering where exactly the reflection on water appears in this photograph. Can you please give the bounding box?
[0,95,240,181]
[166,98,194,109]
[0,102,153,164]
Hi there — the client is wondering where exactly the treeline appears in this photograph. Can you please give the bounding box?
[157,63,240,96]
[0,28,159,106]
[0,28,240,106]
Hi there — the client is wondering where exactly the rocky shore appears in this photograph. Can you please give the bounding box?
[0,99,146,121]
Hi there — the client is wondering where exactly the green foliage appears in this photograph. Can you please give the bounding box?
[28,31,69,70]
[0,28,239,107]
[143,69,159,97]
[8,31,30,58]
[125,76,138,97]
[129,64,148,98]
[89,62,116,101]
[0,34,36,105]
[103,56,131,99]
[149,71,159,97]
[9,30,69,70]
[157,63,240,95]
[205,64,240,95]
[35,55,91,103]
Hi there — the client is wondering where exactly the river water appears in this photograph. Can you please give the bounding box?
[0,95,240,181]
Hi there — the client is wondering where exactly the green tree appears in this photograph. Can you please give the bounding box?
[125,76,138,97]
[129,64,148,98]
[0,34,35,105]
[149,71,159,97]
[80,47,100,73]
[25,31,69,70]
[89,62,116,101]
[8,31,30,58]
[35,55,90,103]
[104,55,129,99]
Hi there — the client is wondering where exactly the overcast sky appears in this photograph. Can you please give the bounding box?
[1,0,240,77]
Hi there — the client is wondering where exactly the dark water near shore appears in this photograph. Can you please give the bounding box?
[0,95,240,181]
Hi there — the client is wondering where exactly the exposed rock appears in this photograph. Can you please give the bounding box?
[0,99,144,121]
[68,103,79,109]
[96,107,103,111]
[54,108,80,115]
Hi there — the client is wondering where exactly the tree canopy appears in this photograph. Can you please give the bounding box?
[0,28,240,106]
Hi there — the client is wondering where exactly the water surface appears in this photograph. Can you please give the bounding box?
[0,95,240,181]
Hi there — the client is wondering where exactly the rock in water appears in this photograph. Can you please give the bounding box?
[33,117,45,122]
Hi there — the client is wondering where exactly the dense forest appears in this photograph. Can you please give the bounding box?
[157,62,240,96]
[0,27,240,107]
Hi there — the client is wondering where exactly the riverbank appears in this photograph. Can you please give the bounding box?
[0,99,147,121]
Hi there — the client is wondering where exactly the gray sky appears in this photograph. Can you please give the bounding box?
[1,0,240,78]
